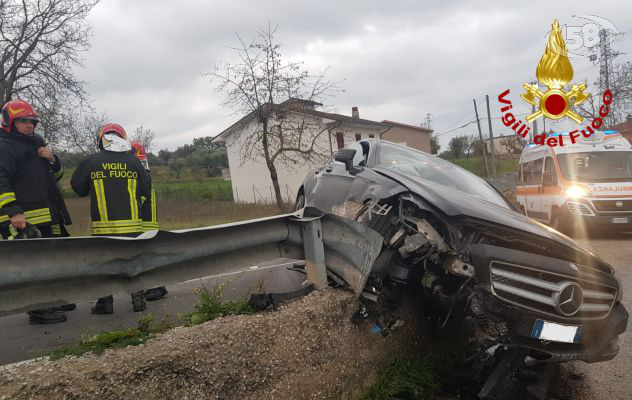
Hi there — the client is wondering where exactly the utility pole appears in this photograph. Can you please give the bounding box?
[530,81,538,142]
[423,113,433,130]
[473,99,490,178]
[485,95,497,178]
[531,104,538,141]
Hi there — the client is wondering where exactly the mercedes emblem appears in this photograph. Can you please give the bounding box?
[554,282,583,316]
[616,201,624,208]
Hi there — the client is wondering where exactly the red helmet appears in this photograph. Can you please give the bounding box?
[1,100,40,132]
[130,141,150,170]
[130,141,147,160]
[97,123,127,141]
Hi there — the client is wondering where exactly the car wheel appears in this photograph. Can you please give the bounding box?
[294,192,305,211]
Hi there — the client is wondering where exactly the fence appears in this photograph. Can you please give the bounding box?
[233,184,296,204]
[487,172,518,194]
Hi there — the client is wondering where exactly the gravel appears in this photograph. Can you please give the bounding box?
[0,289,425,400]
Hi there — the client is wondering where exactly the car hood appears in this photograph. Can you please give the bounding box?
[372,167,600,258]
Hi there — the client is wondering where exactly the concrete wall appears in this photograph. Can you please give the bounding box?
[381,126,430,153]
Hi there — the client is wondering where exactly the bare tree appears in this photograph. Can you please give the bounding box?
[210,24,342,211]
[56,111,108,155]
[577,61,632,126]
[131,125,156,152]
[0,0,99,141]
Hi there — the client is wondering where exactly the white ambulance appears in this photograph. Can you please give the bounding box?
[516,130,632,232]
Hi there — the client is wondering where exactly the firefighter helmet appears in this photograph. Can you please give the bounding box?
[130,141,150,170]
[97,123,127,141]
[1,100,40,132]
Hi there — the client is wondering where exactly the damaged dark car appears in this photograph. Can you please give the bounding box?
[295,139,628,396]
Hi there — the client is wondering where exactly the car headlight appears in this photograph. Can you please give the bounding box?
[565,185,590,198]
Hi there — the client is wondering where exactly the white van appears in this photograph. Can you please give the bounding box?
[516,130,632,232]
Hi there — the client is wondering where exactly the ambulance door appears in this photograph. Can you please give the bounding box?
[540,156,558,222]
[525,158,545,220]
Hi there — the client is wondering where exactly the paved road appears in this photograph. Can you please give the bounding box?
[0,258,305,366]
[561,233,632,400]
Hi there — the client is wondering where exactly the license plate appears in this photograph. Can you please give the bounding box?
[531,320,581,343]
[611,217,629,224]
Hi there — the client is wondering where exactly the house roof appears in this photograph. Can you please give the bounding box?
[381,120,433,134]
[212,100,390,143]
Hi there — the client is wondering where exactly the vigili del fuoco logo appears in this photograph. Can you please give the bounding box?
[498,20,613,147]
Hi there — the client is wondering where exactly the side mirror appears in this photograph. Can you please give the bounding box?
[542,174,554,186]
[334,149,356,171]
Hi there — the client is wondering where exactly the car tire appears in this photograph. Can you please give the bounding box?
[294,192,305,212]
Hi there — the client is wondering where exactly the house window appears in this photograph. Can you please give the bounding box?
[369,134,374,138]
[336,132,344,149]
[355,133,361,141]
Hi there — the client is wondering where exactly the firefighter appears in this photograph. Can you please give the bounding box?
[130,141,168,301]
[71,123,151,314]
[0,99,74,324]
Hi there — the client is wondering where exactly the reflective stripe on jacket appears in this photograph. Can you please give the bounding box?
[71,150,150,236]
[0,132,61,229]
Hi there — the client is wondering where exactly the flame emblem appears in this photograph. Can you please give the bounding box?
[521,20,589,123]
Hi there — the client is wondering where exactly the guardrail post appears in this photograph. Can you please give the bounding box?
[302,218,328,290]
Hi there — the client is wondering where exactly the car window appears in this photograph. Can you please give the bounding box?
[543,157,557,185]
[376,142,510,208]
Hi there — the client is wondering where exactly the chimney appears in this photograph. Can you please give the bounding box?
[352,106,359,119]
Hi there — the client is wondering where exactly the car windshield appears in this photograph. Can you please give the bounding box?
[376,142,510,208]
[558,151,632,182]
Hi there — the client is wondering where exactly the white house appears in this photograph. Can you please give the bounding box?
[212,99,428,204]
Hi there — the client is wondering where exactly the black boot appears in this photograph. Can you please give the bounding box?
[27,309,67,324]
[131,291,146,312]
[144,286,168,301]
[92,295,114,314]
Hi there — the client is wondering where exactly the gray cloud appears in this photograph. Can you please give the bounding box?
[72,0,632,150]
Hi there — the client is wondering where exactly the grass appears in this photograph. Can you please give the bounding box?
[62,197,285,236]
[361,337,466,400]
[180,283,253,326]
[46,284,253,360]
[449,156,519,177]
[46,314,171,360]
[152,178,233,201]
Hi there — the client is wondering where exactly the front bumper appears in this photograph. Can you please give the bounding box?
[479,292,628,363]
[566,200,632,228]
[471,243,628,363]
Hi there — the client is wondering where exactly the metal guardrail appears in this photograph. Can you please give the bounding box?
[0,207,383,316]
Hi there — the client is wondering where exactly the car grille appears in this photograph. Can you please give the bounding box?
[490,261,616,320]
[567,202,594,216]
[592,199,632,212]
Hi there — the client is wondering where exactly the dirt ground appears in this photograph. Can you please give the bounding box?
[0,289,425,400]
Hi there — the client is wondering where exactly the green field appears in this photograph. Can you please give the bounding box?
[59,166,233,201]
[448,156,519,177]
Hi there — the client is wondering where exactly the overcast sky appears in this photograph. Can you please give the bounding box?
[74,0,632,151]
